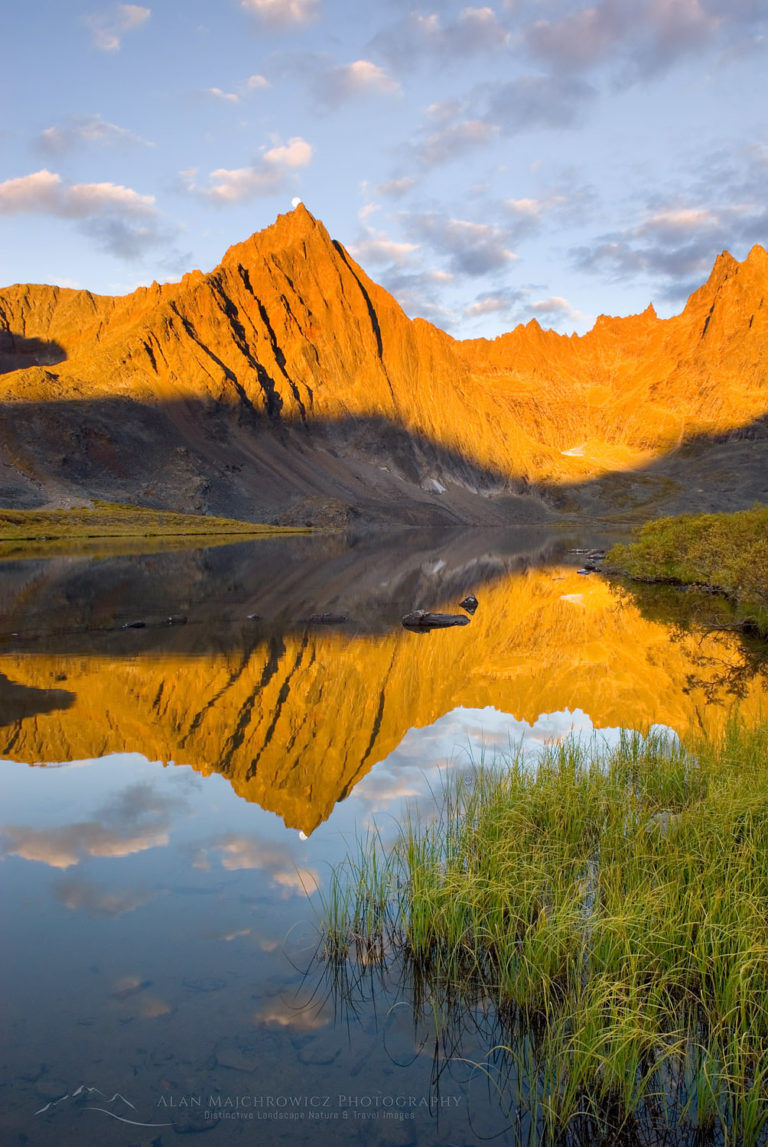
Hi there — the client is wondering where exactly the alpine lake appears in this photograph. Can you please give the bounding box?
[1,527,766,1147]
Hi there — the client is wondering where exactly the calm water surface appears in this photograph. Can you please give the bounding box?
[0,531,765,1146]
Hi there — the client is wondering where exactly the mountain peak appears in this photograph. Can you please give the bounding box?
[220,202,324,270]
[1,210,767,526]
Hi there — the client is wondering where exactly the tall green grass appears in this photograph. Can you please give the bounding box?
[607,505,768,635]
[321,722,768,1144]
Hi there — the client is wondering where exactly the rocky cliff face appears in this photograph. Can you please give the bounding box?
[1,205,767,521]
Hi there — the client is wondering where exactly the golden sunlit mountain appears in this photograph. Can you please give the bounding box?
[1,205,767,523]
[0,567,765,833]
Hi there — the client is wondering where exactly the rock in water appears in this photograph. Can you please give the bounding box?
[402,610,470,630]
[459,594,478,614]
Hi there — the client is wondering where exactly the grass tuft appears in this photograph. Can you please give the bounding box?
[321,720,768,1144]
[606,505,768,635]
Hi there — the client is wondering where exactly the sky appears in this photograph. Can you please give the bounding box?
[1,0,767,338]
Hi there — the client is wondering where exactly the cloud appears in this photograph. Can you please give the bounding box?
[524,2,634,74]
[204,166,283,202]
[403,212,516,275]
[506,197,544,218]
[461,285,587,332]
[464,291,522,317]
[312,59,400,106]
[416,118,498,168]
[348,233,418,266]
[503,176,599,239]
[245,73,270,90]
[486,74,596,133]
[529,295,583,324]
[390,75,594,188]
[373,6,510,69]
[263,137,313,167]
[254,1000,330,1030]
[0,781,179,869]
[38,115,152,154]
[522,0,768,81]
[0,169,168,260]
[241,0,318,27]
[376,176,416,198]
[201,834,319,895]
[202,136,313,203]
[0,169,156,218]
[7,819,168,866]
[571,145,768,300]
[374,266,458,326]
[55,877,156,917]
[85,3,150,52]
[202,87,239,103]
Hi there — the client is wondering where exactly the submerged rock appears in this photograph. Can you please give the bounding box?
[301,613,349,625]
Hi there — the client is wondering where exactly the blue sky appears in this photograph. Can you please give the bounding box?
[1,0,767,336]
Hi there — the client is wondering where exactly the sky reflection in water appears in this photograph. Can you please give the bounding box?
[0,542,765,1144]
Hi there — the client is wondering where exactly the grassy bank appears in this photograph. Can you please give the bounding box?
[606,505,768,634]
[0,502,308,541]
[322,723,768,1144]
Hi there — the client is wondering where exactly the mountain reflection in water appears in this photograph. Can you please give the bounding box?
[0,532,765,834]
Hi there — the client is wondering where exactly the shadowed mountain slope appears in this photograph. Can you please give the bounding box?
[1,205,767,521]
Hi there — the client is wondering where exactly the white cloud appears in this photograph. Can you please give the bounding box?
[506,197,545,217]
[2,807,169,868]
[263,136,313,168]
[377,176,416,197]
[0,169,174,260]
[85,3,150,52]
[343,59,400,93]
[203,86,239,103]
[241,0,318,27]
[246,73,270,90]
[640,207,720,234]
[314,59,401,106]
[203,137,313,203]
[205,166,284,202]
[202,834,319,895]
[0,169,156,218]
[502,181,596,241]
[530,295,575,315]
[528,295,584,327]
[348,235,419,266]
[465,294,514,317]
[38,115,152,153]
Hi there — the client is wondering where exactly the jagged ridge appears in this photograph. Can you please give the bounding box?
[1,205,767,521]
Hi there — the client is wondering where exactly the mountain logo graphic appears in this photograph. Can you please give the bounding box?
[35,1085,171,1127]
